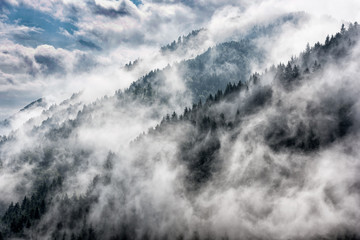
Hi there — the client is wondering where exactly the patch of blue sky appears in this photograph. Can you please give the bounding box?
[130,0,142,7]
[3,5,79,49]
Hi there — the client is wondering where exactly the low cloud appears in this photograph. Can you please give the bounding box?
[0,3,360,238]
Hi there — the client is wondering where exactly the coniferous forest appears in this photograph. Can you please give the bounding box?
[0,1,360,240]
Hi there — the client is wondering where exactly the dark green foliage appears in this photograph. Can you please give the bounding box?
[262,24,359,151]
[302,22,359,69]
[143,23,359,160]
[38,190,99,240]
[124,59,140,71]
[160,29,203,53]
[180,40,261,101]
[137,80,255,189]
[1,177,62,238]
[1,23,360,240]
[126,70,162,102]
[160,13,303,56]
[117,39,262,105]
[180,130,221,189]
[41,32,264,143]
[265,91,354,152]
[241,86,273,115]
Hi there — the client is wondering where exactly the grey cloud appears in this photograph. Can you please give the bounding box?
[78,39,102,51]
[0,41,104,122]
[0,38,358,240]
[0,49,38,76]
[0,43,99,79]
[34,54,66,75]
[73,52,99,72]
[0,3,360,239]
[89,0,131,18]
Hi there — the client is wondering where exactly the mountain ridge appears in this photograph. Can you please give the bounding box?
[0,23,359,239]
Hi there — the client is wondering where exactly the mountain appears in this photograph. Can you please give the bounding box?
[158,12,304,59]
[2,14,301,138]
[19,98,46,112]
[121,12,305,104]
[0,23,360,240]
[123,39,262,105]
[160,29,205,55]
[0,98,49,136]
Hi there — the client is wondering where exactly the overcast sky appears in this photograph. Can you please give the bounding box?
[1,0,360,120]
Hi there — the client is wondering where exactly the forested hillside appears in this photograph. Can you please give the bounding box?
[123,39,262,103]
[0,23,359,240]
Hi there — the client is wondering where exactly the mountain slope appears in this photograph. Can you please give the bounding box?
[0,23,360,239]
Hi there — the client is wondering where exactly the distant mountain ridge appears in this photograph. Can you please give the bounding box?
[0,22,359,240]
[20,98,46,112]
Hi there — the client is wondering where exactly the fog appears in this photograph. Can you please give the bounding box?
[0,1,360,239]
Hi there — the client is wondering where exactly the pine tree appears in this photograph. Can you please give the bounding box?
[284,62,293,81]
[292,65,300,79]
[341,23,346,34]
[171,112,178,120]
[325,35,330,45]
